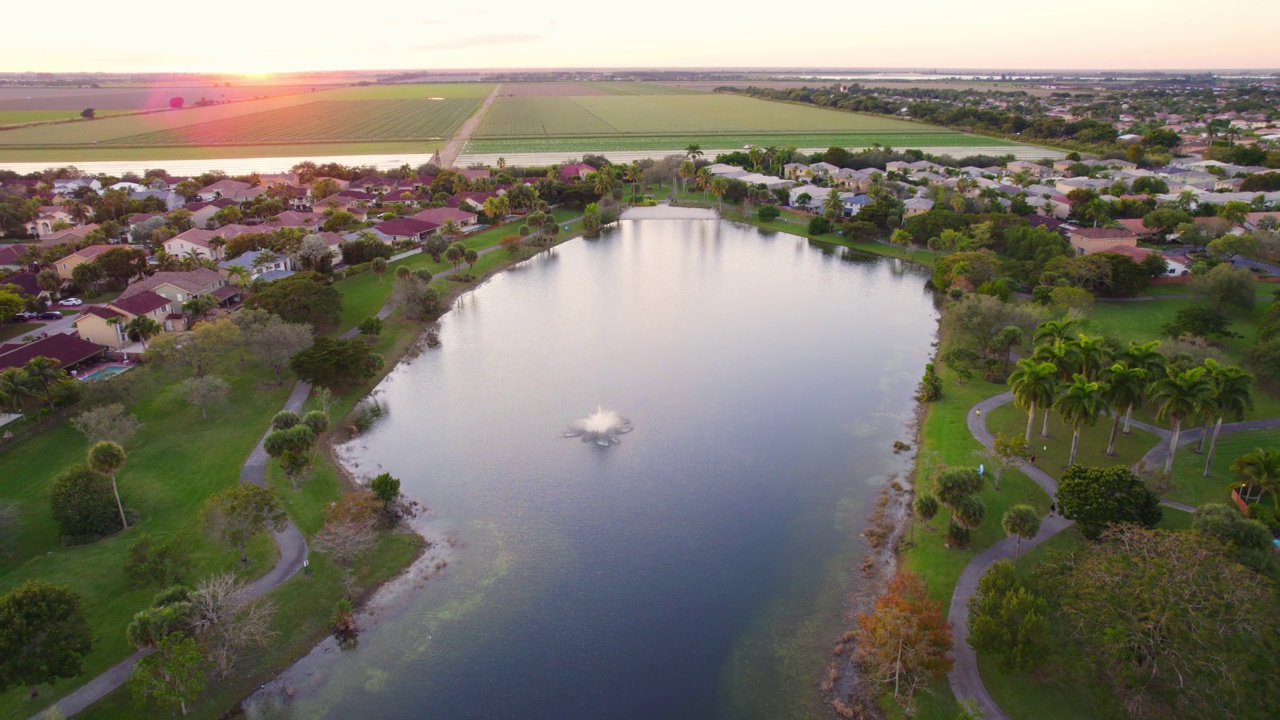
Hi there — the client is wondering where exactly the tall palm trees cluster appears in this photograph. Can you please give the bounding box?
[1008,319,1254,476]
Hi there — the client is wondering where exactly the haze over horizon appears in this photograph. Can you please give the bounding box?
[11,0,1280,75]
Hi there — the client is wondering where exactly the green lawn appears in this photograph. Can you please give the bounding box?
[466,132,1011,155]
[0,110,131,126]
[0,322,44,342]
[1167,427,1280,508]
[985,400,1159,478]
[0,367,289,720]
[0,141,442,163]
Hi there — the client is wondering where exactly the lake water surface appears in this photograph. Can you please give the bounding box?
[245,219,938,719]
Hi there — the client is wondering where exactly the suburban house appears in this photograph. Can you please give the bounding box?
[219,250,293,282]
[73,291,177,350]
[52,177,102,195]
[783,163,809,180]
[120,268,236,310]
[185,199,237,229]
[0,333,107,372]
[54,244,118,281]
[315,232,346,264]
[24,206,75,236]
[447,191,499,213]
[164,228,226,261]
[38,224,102,250]
[903,198,935,216]
[130,189,185,211]
[373,218,438,243]
[458,168,491,182]
[807,162,839,177]
[559,164,596,182]
[197,179,261,203]
[261,211,325,230]
[412,207,478,229]
[1064,226,1139,256]
[788,185,834,211]
[2,270,42,298]
[0,244,30,271]
[349,176,396,194]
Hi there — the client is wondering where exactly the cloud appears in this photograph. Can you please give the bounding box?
[413,34,542,51]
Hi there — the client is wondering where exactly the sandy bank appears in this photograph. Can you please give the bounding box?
[620,205,717,220]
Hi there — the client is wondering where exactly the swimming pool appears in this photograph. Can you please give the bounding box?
[81,365,129,381]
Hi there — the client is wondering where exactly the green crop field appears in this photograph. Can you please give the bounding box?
[0,110,132,126]
[474,94,983,138]
[317,83,495,100]
[466,132,1010,154]
[102,99,480,145]
[586,82,707,96]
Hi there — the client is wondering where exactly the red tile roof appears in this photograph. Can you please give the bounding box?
[412,207,476,225]
[0,244,31,265]
[76,305,125,322]
[0,333,107,371]
[1068,227,1136,240]
[2,270,41,296]
[375,218,437,237]
[110,290,170,316]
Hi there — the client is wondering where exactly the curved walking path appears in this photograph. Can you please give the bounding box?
[948,392,1280,718]
[36,384,314,719]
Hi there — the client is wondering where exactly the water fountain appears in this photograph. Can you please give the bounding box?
[563,405,633,446]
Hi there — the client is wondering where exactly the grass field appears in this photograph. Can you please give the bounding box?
[0,110,131,126]
[104,99,480,145]
[474,94,973,138]
[0,85,324,112]
[466,132,1006,155]
[1167,427,1280,508]
[0,141,442,163]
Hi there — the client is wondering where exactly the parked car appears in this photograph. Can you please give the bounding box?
[7,312,35,323]
[38,311,64,320]
[58,298,84,306]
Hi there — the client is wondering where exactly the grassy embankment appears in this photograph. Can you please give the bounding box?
[900,286,1277,720]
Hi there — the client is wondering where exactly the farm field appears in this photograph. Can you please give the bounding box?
[0,141,440,164]
[466,131,1011,154]
[661,80,1066,96]
[0,110,131,126]
[0,85,326,111]
[104,98,480,145]
[475,94,948,138]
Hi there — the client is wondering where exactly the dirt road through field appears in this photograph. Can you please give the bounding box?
[440,85,500,167]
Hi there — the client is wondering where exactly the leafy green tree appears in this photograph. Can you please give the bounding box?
[87,440,128,530]
[1008,360,1058,443]
[0,581,93,697]
[289,336,384,389]
[1056,465,1162,539]
[1053,374,1106,466]
[264,425,316,490]
[243,271,341,330]
[146,318,241,378]
[1059,526,1277,718]
[807,215,830,235]
[128,633,207,716]
[179,375,230,420]
[939,347,981,384]
[1191,263,1256,312]
[200,484,288,563]
[1001,504,1041,559]
[123,534,193,589]
[966,560,1047,672]
[49,464,121,538]
[1151,366,1215,474]
[1192,504,1277,574]
[359,315,383,340]
[370,473,401,505]
[757,205,780,222]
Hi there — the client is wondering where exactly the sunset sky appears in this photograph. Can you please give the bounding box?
[8,1,1279,74]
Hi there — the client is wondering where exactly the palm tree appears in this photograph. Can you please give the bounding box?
[1071,333,1109,380]
[695,167,712,193]
[444,242,465,272]
[623,164,642,200]
[1054,374,1107,466]
[822,190,844,222]
[182,294,217,323]
[1101,363,1147,456]
[1002,505,1041,559]
[481,195,509,223]
[1032,339,1081,383]
[677,161,696,195]
[1201,362,1253,476]
[23,356,64,407]
[1033,318,1077,346]
[1008,359,1058,443]
[591,169,617,198]
[1229,448,1280,509]
[1151,366,1215,475]
[0,367,33,413]
[709,177,729,212]
[1115,340,1166,433]
[684,144,703,165]
[440,219,462,239]
[36,268,63,298]
[88,440,129,530]
[125,315,163,348]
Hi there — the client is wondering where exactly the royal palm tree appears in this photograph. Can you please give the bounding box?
[1033,318,1077,346]
[1071,333,1109,380]
[677,160,696,195]
[1100,363,1147,456]
[1033,339,1081,383]
[1008,359,1058,442]
[1151,366,1215,475]
[1054,374,1107,466]
[709,177,729,212]
[1115,340,1165,433]
[1200,362,1254,476]
[684,144,703,165]
[623,163,642,200]
[88,440,128,530]
[695,167,712,193]
[1229,448,1280,509]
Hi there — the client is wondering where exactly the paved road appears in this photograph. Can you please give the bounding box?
[34,383,313,719]
[438,85,501,168]
[948,392,1280,718]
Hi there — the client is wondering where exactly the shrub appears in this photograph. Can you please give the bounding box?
[123,534,193,590]
[757,205,780,222]
[807,216,831,235]
[49,464,122,539]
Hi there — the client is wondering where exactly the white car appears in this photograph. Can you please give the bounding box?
[57,298,83,307]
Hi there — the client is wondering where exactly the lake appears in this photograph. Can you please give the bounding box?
[244,218,938,720]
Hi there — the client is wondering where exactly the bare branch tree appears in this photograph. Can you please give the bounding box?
[189,572,276,679]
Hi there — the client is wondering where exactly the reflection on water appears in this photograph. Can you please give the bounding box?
[244,219,937,720]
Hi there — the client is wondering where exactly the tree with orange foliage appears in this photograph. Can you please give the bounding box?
[313,490,381,567]
[853,570,953,717]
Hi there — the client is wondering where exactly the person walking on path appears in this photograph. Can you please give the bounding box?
[1048,502,1056,517]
